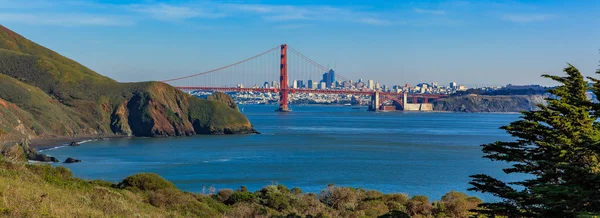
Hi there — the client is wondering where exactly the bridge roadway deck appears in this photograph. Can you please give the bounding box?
[175,86,444,99]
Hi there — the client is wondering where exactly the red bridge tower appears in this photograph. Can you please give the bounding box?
[277,44,291,112]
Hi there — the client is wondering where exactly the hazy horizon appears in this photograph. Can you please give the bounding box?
[1,0,598,86]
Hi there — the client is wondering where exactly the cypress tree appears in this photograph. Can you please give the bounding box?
[469,64,600,217]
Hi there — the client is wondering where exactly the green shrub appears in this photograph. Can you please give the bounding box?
[147,188,221,217]
[26,164,74,187]
[26,164,72,179]
[257,185,292,211]
[291,187,302,195]
[215,188,234,202]
[88,179,113,187]
[361,189,384,201]
[276,184,290,194]
[407,196,432,217]
[358,200,389,217]
[378,210,411,218]
[196,194,230,214]
[225,191,256,205]
[116,173,176,191]
[238,186,249,192]
[320,185,359,211]
[383,193,409,212]
[434,191,482,218]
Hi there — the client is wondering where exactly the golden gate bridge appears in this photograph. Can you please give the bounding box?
[161,44,445,112]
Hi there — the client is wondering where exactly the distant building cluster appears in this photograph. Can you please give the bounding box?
[221,68,570,107]
[249,68,470,95]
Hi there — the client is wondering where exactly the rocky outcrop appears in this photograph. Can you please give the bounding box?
[69,141,79,146]
[115,86,256,137]
[1,140,59,162]
[64,157,81,163]
[110,100,132,136]
[433,95,546,112]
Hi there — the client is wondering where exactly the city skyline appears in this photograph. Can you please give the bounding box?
[0,0,598,86]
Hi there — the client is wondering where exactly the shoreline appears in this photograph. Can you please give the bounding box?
[31,134,128,150]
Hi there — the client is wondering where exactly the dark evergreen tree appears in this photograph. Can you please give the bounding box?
[469,64,600,217]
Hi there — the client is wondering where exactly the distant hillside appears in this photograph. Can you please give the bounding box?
[0,25,255,146]
[452,85,551,97]
[433,95,546,112]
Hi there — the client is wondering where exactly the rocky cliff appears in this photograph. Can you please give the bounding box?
[433,95,546,112]
[0,25,255,147]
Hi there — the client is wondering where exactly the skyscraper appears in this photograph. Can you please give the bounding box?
[307,79,314,89]
[368,80,374,90]
[292,80,298,89]
[321,69,335,88]
[319,82,326,90]
[450,82,457,89]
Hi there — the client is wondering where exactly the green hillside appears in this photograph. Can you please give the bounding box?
[0,25,255,146]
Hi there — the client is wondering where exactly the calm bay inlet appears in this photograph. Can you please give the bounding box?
[42,105,526,202]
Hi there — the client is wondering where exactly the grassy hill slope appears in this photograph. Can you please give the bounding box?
[0,25,255,145]
[0,157,481,217]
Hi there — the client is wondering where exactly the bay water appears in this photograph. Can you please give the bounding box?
[43,105,524,202]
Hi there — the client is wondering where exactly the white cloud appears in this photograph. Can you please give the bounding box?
[0,1,473,27]
[414,8,447,15]
[502,13,553,23]
[0,13,134,26]
[219,3,401,26]
[126,3,225,21]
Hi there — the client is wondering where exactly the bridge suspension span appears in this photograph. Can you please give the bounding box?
[161,44,444,112]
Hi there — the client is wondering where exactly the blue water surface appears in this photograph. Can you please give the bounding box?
[43,105,524,201]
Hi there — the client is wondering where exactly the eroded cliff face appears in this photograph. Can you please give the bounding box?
[433,95,546,112]
[108,84,255,137]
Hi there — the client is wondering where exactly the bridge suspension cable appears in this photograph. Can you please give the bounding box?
[287,46,349,82]
[161,45,280,83]
[161,44,351,90]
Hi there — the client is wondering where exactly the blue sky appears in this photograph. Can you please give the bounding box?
[1,0,598,86]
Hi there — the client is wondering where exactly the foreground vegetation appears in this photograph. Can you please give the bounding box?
[0,158,482,217]
[469,65,600,217]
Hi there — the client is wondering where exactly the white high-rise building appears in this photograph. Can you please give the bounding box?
[368,80,374,90]
[292,80,298,89]
[319,82,326,90]
[450,82,457,89]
